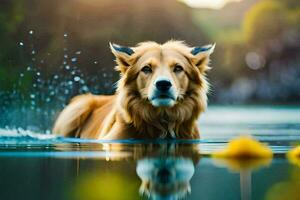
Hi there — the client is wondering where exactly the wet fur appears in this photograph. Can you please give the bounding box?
[53,41,213,139]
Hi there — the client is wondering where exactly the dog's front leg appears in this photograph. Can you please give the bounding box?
[100,122,137,140]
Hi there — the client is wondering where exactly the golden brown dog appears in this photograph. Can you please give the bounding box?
[53,41,215,139]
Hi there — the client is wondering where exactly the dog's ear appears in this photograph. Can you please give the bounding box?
[190,43,215,73]
[110,42,135,73]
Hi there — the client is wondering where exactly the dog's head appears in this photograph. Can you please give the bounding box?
[110,41,214,108]
[136,157,195,199]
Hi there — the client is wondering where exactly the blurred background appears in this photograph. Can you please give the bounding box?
[0,0,299,131]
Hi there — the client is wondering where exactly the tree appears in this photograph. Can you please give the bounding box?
[243,0,287,47]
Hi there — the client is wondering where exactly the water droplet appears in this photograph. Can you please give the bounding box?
[54,75,59,79]
[82,86,89,92]
[64,54,68,58]
[31,50,36,55]
[46,97,51,102]
[64,33,68,38]
[75,51,81,55]
[68,81,73,85]
[71,71,76,75]
[30,94,35,99]
[50,91,55,96]
[71,57,77,62]
[27,66,31,71]
[29,30,34,35]
[74,76,80,82]
[65,65,70,70]
[20,73,24,77]
[19,42,24,46]
[36,72,41,76]
[94,61,98,64]
[63,61,67,65]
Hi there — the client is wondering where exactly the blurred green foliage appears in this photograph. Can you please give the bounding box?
[0,0,299,104]
[243,0,287,47]
[0,0,32,92]
[193,0,300,103]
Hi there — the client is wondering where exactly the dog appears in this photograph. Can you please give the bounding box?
[136,143,200,199]
[53,40,215,139]
[137,157,195,199]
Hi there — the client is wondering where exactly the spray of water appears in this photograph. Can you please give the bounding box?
[0,30,114,134]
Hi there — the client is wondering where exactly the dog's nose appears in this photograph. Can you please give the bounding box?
[156,80,172,92]
[157,168,171,183]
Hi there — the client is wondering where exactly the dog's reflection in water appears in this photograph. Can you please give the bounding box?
[135,144,200,200]
[137,157,194,199]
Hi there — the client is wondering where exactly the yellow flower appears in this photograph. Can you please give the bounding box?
[287,146,300,167]
[211,136,273,171]
[212,136,273,159]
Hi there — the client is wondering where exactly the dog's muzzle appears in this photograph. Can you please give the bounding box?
[149,77,177,107]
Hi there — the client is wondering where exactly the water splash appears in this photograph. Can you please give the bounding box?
[0,32,110,133]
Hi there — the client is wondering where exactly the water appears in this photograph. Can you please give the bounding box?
[0,31,117,133]
[0,106,300,200]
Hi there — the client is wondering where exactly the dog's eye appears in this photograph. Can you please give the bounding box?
[173,65,184,73]
[141,66,152,74]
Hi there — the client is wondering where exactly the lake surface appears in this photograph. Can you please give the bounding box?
[0,105,300,200]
